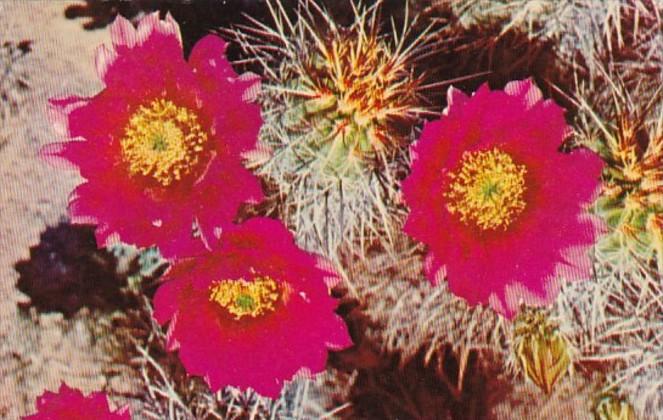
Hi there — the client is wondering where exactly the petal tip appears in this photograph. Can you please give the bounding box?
[110,15,137,48]
[504,78,544,108]
[94,44,118,81]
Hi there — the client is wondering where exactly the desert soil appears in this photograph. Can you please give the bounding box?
[0,2,138,418]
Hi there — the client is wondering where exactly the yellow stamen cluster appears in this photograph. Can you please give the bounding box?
[445,148,528,231]
[209,276,280,320]
[120,98,208,186]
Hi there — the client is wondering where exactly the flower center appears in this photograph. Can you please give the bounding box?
[120,98,208,186]
[445,148,527,231]
[209,276,281,320]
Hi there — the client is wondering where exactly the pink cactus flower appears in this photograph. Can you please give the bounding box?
[24,383,130,420]
[43,13,263,258]
[401,79,602,318]
[153,217,352,397]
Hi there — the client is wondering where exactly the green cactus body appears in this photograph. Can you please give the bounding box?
[237,0,431,255]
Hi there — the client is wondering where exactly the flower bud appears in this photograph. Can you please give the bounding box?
[594,394,636,420]
[513,307,571,394]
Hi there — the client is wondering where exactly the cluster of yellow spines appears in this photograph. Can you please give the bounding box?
[595,111,663,269]
[445,148,528,231]
[598,113,663,210]
[209,276,281,320]
[300,26,422,156]
[120,98,208,186]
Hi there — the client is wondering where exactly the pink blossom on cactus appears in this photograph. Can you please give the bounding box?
[23,383,129,420]
[401,79,602,318]
[42,12,263,257]
[153,217,351,397]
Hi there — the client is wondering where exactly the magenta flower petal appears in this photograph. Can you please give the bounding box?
[188,35,263,156]
[153,218,351,397]
[402,79,602,318]
[43,13,263,258]
[23,383,129,420]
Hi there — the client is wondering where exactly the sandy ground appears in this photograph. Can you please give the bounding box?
[0,2,132,418]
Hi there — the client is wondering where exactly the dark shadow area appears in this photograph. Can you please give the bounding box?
[65,0,419,58]
[65,0,298,57]
[414,5,578,115]
[591,0,662,93]
[15,221,127,317]
[331,346,501,419]
[64,0,149,30]
[329,295,510,420]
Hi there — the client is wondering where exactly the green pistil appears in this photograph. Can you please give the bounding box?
[481,182,501,202]
[152,134,168,151]
[235,294,256,311]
